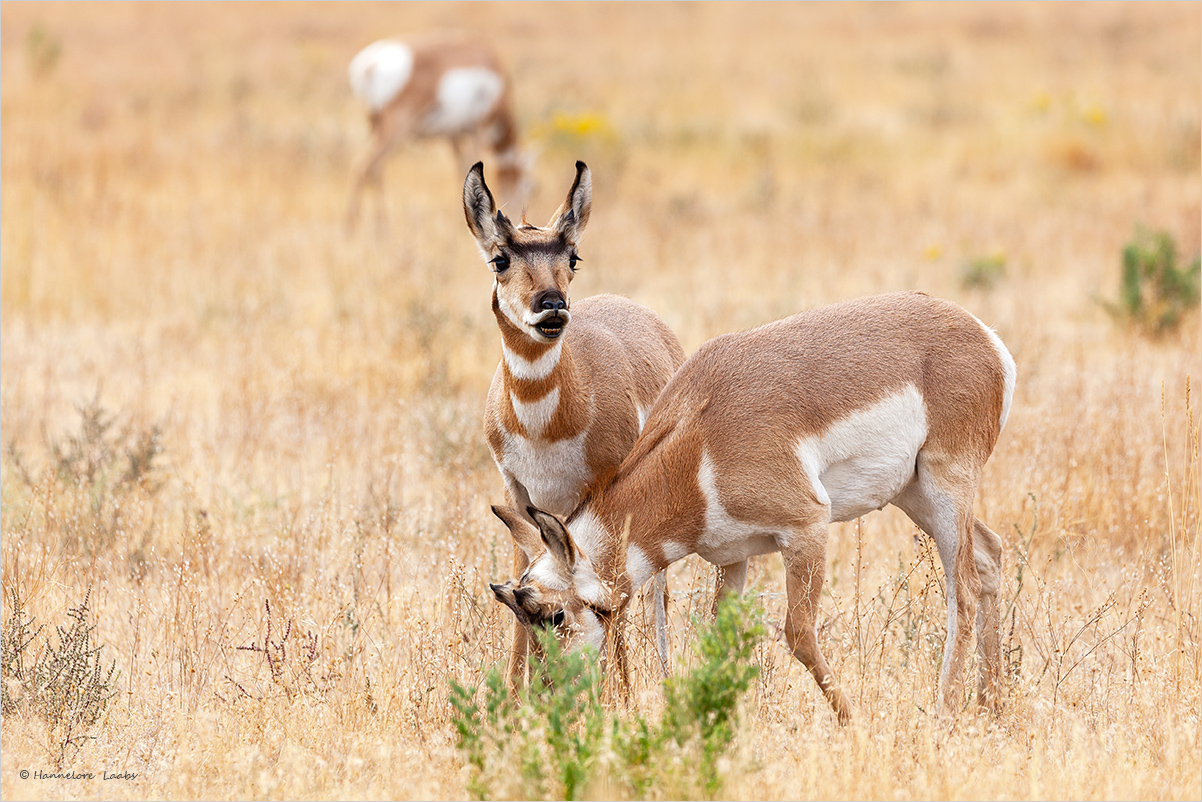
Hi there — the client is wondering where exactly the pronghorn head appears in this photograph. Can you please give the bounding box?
[488,504,616,659]
[463,161,591,345]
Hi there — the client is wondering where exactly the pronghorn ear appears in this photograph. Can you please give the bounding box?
[528,506,577,574]
[463,162,513,249]
[490,505,543,562]
[551,161,591,244]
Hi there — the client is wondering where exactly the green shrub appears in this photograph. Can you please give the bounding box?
[1,587,119,767]
[1107,226,1200,335]
[6,394,163,558]
[450,595,765,801]
[960,253,1006,290]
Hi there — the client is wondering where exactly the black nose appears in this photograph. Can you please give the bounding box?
[533,290,567,313]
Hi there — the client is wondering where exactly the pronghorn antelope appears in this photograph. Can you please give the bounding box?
[490,291,1016,722]
[464,160,685,688]
[348,34,532,230]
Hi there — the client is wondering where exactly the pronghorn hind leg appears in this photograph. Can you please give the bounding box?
[347,141,390,235]
[348,111,419,235]
[894,454,982,718]
[781,526,853,724]
[973,517,1003,713]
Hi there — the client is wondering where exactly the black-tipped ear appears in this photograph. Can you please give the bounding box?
[464,162,513,248]
[529,507,576,574]
[491,505,543,562]
[552,161,591,244]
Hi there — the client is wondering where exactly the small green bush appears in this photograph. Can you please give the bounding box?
[6,395,163,557]
[1107,226,1201,335]
[1,588,119,767]
[450,595,764,801]
[961,254,1007,290]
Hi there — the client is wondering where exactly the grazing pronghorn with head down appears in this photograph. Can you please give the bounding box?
[348,34,533,230]
[464,160,685,689]
[490,291,1016,722]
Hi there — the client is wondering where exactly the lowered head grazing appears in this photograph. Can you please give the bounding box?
[486,291,1016,725]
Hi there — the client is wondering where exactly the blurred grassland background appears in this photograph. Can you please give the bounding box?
[1,2,1199,799]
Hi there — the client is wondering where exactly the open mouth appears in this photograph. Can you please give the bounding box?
[534,314,567,339]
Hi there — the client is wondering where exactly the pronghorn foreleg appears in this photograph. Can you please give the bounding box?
[644,570,670,677]
[503,477,536,692]
[711,559,748,617]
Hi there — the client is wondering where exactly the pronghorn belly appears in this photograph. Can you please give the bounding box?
[348,40,414,111]
[500,430,592,518]
[694,453,789,566]
[796,385,929,524]
[423,68,504,135]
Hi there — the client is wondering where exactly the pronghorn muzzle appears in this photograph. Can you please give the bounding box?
[531,290,570,339]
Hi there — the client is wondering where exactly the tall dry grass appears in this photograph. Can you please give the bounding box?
[1,2,1198,799]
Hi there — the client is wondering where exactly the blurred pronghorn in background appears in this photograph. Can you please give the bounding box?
[347,33,534,232]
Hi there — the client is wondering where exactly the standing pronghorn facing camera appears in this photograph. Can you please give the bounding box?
[347,34,533,231]
[490,291,1016,723]
[464,160,685,689]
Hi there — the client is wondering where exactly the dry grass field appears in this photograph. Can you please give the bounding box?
[2,2,1199,799]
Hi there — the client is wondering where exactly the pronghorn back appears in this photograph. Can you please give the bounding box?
[493,290,1017,722]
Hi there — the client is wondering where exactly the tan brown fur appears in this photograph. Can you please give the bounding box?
[494,291,1016,723]
[466,162,685,689]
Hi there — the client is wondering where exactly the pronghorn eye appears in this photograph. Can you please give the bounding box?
[536,609,565,630]
[490,254,511,273]
[568,253,581,272]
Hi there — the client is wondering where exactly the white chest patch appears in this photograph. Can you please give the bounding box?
[795,385,928,523]
[510,387,560,438]
[500,430,592,518]
[424,67,504,135]
[348,40,414,111]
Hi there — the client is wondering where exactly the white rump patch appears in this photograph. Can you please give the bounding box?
[795,385,928,523]
[423,67,504,135]
[969,313,1017,432]
[348,40,414,111]
[511,387,560,438]
[636,405,650,433]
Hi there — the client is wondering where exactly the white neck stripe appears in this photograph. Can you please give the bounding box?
[503,340,562,381]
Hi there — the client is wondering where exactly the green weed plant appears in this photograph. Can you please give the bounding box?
[450,595,765,800]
